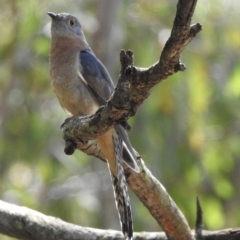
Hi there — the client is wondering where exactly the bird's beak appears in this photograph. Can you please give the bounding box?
[48,12,58,20]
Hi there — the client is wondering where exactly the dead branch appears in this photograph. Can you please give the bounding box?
[0,201,239,240]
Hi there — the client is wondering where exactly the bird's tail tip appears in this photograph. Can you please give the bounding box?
[111,174,133,240]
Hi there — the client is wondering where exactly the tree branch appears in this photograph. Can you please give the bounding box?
[125,159,194,240]
[60,0,202,240]
[61,0,202,143]
[0,200,239,240]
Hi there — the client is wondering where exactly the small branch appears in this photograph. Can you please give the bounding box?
[0,200,239,240]
[196,197,203,240]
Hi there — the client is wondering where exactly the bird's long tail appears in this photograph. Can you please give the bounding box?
[111,173,133,239]
[111,131,133,240]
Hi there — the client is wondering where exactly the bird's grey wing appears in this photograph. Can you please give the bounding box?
[80,50,139,173]
[79,50,114,105]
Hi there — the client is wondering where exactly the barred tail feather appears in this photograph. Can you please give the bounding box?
[111,174,133,239]
[111,130,133,239]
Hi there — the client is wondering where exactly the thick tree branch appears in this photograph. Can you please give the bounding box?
[60,0,202,240]
[61,0,202,143]
[125,159,194,240]
[0,200,239,240]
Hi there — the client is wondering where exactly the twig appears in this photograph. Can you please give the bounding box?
[196,197,203,240]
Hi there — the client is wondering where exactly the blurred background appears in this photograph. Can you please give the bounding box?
[1,0,240,239]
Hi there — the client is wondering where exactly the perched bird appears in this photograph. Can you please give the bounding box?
[48,12,139,239]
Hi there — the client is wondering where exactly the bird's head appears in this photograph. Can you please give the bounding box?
[48,12,84,39]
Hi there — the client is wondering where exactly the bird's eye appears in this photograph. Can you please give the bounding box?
[69,19,75,26]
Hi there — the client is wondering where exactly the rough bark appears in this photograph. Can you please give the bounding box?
[0,200,239,240]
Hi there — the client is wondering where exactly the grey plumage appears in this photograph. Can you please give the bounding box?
[48,12,139,240]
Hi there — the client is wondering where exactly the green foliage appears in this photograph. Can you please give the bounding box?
[0,0,240,239]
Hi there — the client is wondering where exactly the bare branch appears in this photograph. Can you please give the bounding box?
[196,197,203,240]
[125,160,194,240]
[0,200,239,240]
